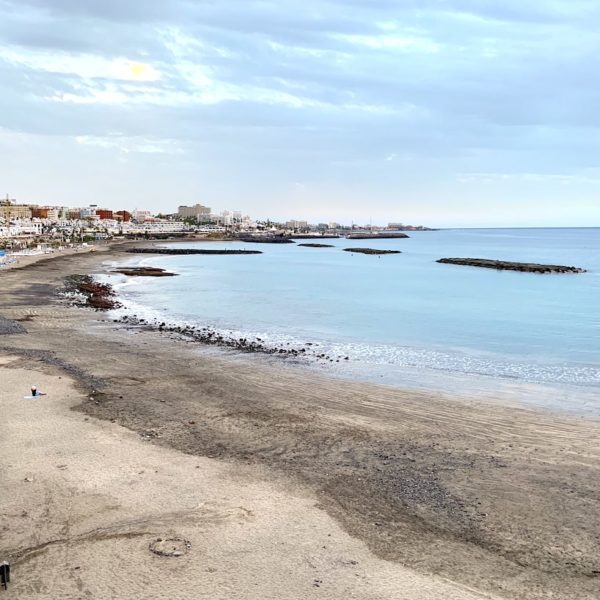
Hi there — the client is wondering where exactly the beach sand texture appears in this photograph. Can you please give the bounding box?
[0,358,490,599]
[1,244,599,599]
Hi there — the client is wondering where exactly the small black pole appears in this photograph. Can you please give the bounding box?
[0,561,10,590]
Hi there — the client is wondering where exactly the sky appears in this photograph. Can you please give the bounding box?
[0,0,599,227]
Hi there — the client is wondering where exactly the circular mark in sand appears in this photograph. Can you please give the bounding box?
[149,538,191,557]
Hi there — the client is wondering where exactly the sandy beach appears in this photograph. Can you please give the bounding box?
[1,244,600,599]
[0,244,105,271]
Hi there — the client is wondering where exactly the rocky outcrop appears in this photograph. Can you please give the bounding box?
[297,243,335,248]
[114,315,351,364]
[346,233,409,239]
[437,258,586,274]
[62,275,122,310]
[344,248,401,255]
[112,267,178,277]
[126,248,262,255]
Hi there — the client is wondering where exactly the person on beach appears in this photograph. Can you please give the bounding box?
[30,386,46,397]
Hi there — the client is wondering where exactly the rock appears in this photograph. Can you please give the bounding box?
[436,258,586,274]
[237,236,294,244]
[343,248,402,255]
[112,267,178,277]
[126,248,262,255]
[347,233,409,239]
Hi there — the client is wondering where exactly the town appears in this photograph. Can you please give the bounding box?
[0,194,432,254]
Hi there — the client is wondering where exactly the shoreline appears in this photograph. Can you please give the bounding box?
[1,244,600,598]
[101,308,600,419]
[0,242,108,270]
[98,246,600,417]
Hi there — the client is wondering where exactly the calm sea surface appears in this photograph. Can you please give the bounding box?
[104,228,600,414]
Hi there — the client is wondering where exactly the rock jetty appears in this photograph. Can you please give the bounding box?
[289,235,340,239]
[112,267,178,277]
[297,243,335,248]
[437,258,586,274]
[344,248,401,255]
[237,236,294,244]
[346,233,409,239]
[126,248,262,255]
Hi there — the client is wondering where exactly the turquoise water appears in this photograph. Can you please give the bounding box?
[104,229,600,411]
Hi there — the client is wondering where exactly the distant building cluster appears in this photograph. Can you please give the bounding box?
[0,193,431,247]
[0,196,191,243]
[0,196,261,244]
[177,204,251,228]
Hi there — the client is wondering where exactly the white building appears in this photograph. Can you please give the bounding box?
[286,220,308,230]
[79,205,98,219]
[122,221,190,234]
[0,220,43,237]
[131,210,153,222]
[177,204,211,220]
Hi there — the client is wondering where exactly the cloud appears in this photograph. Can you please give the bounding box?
[0,0,598,225]
[75,135,183,154]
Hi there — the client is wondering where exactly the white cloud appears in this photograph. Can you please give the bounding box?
[456,172,600,185]
[75,135,182,154]
[332,33,440,53]
[0,46,160,81]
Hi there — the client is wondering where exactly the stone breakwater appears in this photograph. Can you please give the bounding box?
[114,315,351,365]
[346,233,409,239]
[237,237,295,244]
[61,275,122,310]
[437,258,586,274]
[288,235,341,239]
[297,243,335,248]
[112,267,178,277]
[126,248,263,255]
[344,248,402,255]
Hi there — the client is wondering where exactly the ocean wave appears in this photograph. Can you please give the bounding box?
[103,292,600,388]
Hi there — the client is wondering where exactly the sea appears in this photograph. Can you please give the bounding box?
[102,228,600,415]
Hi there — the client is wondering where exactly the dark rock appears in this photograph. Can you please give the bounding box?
[126,248,262,255]
[347,233,409,239]
[237,236,294,244]
[437,258,586,274]
[60,275,122,310]
[343,248,402,255]
[112,267,178,277]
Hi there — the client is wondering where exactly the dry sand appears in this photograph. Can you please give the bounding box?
[1,244,599,599]
[0,243,104,271]
[0,357,489,599]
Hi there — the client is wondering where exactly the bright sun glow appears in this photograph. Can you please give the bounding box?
[112,59,160,81]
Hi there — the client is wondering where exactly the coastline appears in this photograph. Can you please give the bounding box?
[1,244,600,599]
[0,242,108,270]
[101,243,600,417]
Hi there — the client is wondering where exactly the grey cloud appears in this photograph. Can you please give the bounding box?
[0,0,598,223]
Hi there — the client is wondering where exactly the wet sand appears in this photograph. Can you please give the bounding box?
[1,245,599,599]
